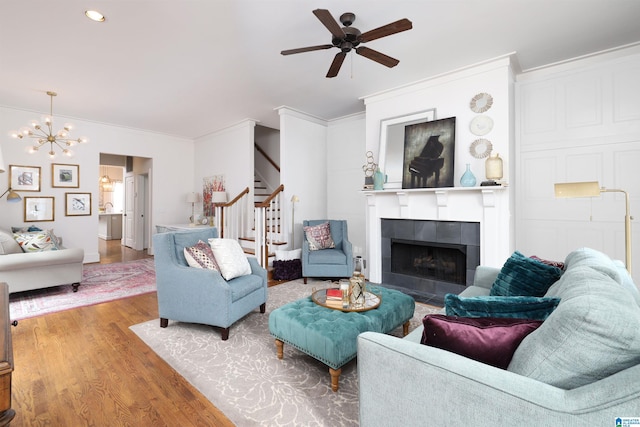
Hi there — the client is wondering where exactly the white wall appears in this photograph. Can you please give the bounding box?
[516,45,640,281]
[278,107,328,249]
[0,106,194,262]
[193,119,256,219]
[326,113,367,257]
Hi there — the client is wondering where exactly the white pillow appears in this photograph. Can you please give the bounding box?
[274,249,302,261]
[208,238,252,280]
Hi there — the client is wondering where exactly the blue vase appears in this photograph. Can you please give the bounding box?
[373,169,386,190]
[460,164,476,187]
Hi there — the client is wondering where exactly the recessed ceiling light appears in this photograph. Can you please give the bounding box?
[85,10,106,22]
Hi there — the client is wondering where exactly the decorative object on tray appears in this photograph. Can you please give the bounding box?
[362,151,377,189]
[469,138,493,159]
[469,115,493,136]
[311,287,381,312]
[373,167,386,190]
[482,153,503,186]
[349,256,366,307]
[469,92,493,113]
[460,164,476,187]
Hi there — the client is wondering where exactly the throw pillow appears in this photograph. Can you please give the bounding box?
[445,294,561,321]
[0,230,22,255]
[530,255,565,270]
[421,314,542,369]
[303,222,335,251]
[13,231,60,252]
[208,238,252,280]
[490,251,562,297]
[184,240,220,271]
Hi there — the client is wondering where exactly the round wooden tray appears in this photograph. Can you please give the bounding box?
[311,288,381,312]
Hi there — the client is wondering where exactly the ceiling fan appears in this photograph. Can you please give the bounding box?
[281,9,412,78]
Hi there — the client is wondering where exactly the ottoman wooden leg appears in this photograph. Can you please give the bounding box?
[275,339,284,359]
[329,367,341,392]
[403,320,410,337]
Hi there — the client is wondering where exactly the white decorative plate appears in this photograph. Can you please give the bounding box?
[470,93,493,113]
[469,115,494,136]
[469,138,493,159]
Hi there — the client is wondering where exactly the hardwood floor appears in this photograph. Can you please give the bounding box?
[9,240,235,426]
[97,239,153,264]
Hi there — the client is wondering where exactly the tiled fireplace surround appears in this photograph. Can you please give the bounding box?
[364,187,511,305]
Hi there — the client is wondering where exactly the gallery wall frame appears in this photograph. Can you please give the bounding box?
[24,196,55,222]
[52,163,80,188]
[402,116,456,189]
[65,192,92,216]
[9,165,41,192]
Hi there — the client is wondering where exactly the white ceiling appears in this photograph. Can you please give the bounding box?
[2,1,640,139]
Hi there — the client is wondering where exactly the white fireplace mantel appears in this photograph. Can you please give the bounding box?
[364,186,512,283]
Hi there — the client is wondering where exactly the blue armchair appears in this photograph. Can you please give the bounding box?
[152,228,267,340]
[301,220,354,284]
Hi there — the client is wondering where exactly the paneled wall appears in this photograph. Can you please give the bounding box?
[516,46,640,281]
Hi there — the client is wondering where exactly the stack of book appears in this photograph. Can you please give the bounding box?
[325,288,345,309]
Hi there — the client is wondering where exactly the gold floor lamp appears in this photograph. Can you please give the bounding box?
[554,181,632,274]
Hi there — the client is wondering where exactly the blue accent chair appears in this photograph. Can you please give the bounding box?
[301,220,354,284]
[152,227,267,340]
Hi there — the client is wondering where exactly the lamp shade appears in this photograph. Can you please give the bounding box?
[554,181,600,198]
[7,190,21,203]
[186,192,200,203]
[211,191,227,204]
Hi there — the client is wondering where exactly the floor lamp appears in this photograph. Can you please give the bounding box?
[291,195,299,249]
[554,181,632,274]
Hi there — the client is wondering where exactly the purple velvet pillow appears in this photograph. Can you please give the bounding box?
[420,315,543,369]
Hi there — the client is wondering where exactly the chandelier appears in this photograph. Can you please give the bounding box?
[10,91,88,159]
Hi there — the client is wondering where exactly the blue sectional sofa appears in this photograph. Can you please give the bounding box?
[357,247,640,426]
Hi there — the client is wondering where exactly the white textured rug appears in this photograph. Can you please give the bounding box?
[130,279,440,427]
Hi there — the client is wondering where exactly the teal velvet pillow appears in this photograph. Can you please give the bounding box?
[490,251,562,297]
[445,294,561,321]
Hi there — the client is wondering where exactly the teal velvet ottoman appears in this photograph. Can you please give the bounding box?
[268,285,415,391]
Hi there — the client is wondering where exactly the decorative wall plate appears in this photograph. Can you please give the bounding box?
[470,92,493,113]
[469,138,493,159]
[469,115,494,136]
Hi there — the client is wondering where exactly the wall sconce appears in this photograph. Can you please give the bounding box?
[554,181,632,274]
[0,147,21,203]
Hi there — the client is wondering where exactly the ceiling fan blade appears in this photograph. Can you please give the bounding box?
[281,45,334,55]
[359,18,412,43]
[356,46,400,68]
[326,52,347,78]
[313,9,345,39]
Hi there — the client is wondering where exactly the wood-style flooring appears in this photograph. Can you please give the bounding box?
[9,240,235,426]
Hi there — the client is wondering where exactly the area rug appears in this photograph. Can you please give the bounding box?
[130,279,440,427]
[9,258,156,321]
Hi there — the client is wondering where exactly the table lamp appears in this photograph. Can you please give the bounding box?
[186,192,200,225]
[554,181,632,274]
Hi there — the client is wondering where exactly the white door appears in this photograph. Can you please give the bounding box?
[134,174,146,251]
[124,174,135,248]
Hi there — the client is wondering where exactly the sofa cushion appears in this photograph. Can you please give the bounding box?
[508,248,640,389]
[13,231,60,252]
[208,238,252,280]
[0,230,22,255]
[444,294,560,321]
[184,240,220,271]
[303,221,335,251]
[421,315,542,369]
[490,251,562,297]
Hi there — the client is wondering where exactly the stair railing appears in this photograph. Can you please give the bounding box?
[216,187,250,240]
[254,184,285,268]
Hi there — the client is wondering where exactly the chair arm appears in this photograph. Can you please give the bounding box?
[155,263,232,304]
[473,265,500,290]
[248,257,267,285]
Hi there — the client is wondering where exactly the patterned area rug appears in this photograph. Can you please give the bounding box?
[9,258,156,321]
[130,279,441,427]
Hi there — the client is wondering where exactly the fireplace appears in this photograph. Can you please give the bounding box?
[381,219,480,305]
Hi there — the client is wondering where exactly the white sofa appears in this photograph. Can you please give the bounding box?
[0,229,84,294]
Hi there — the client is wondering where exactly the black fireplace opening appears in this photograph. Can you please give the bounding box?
[391,240,466,285]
